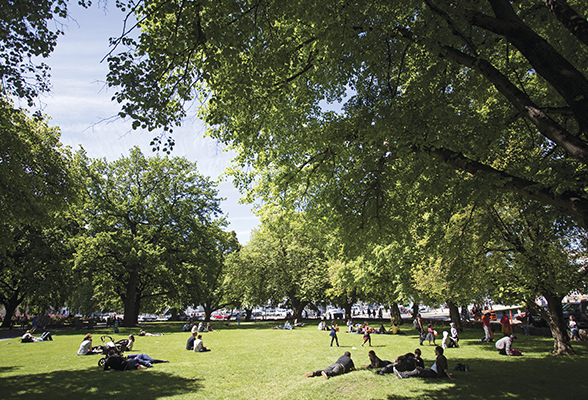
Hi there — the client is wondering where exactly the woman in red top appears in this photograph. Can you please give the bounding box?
[500,313,512,336]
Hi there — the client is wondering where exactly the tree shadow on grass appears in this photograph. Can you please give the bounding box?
[0,367,203,400]
[383,353,588,399]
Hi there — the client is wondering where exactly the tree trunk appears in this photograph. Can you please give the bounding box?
[542,292,575,355]
[390,303,402,325]
[447,300,462,330]
[0,293,21,328]
[122,268,139,327]
[245,308,252,322]
[343,302,353,321]
[461,305,470,322]
[204,303,213,322]
[290,297,308,320]
[411,302,419,321]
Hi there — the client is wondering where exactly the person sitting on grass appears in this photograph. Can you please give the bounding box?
[194,334,210,352]
[77,333,101,355]
[304,351,355,379]
[365,350,391,370]
[115,334,135,351]
[186,332,197,350]
[389,323,407,335]
[393,346,455,381]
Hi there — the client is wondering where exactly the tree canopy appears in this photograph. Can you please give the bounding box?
[73,147,225,326]
[107,0,588,229]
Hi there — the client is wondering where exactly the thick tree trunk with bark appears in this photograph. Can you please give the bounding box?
[122,268,139,327]
[290,297,308,320]
[204,303,213,322]
[542,292,575,355]
[390,303,402,325]
[344,302,353,321]
[245,308,252,322]
[447,301,462,330]
[0,292,21,328]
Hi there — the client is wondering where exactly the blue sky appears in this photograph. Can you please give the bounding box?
[39,3,259,243]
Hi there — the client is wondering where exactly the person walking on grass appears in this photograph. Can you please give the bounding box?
[425,323,436,346]
[304,351,355,379]
[361,322,372,347]
[482,312,492,342]
[413,314,425,346]
[569,316,580,342]
[330,322,340,347]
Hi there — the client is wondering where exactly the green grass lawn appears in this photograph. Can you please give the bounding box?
[0,320,586,399]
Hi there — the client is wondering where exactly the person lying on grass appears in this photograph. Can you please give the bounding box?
[393,346,455,381]
[304,351,355,379]
[139,330,163,336]
[376,348,424,375]
[22,330,53,343]
[103,350,168,371]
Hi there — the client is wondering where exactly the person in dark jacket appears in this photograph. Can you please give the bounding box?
[186,332,197,350]
[329,323,339,347]
[393,346,455,380]
[376,348,424,375]
[304,351,355,379]
[103,352,147,371]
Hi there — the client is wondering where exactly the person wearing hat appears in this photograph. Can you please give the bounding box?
[495,334,522,356]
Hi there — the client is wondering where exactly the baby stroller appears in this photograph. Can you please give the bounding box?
[97,335,125,367]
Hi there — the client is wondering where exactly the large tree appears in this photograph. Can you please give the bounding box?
[74,147,223,326]
[106,1,588,350]
[107,0,588,230]
[0,217,78,328]
[229,211,330,320]
[0,97,75,239]
[0,96,77,325]
[183,228,240,322]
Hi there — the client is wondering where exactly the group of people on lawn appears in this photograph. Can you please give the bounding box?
[304,346,455,381]
[307,312,527,381]
[68,309,527,376]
